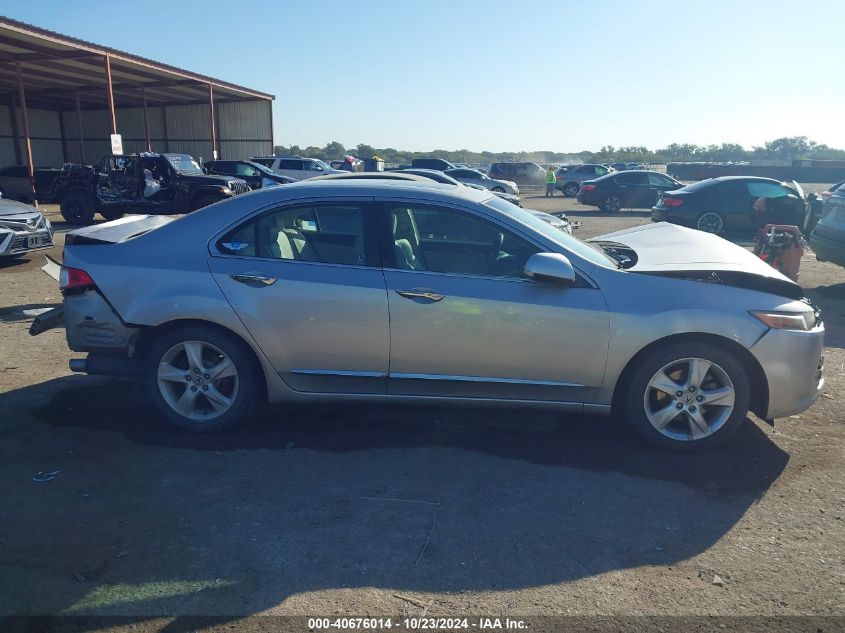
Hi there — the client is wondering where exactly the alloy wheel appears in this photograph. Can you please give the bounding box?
[643,357,735,441]
[157,340,239,421]
[697,212,724,233]
[564,183,579,197]
[604,195,622,212]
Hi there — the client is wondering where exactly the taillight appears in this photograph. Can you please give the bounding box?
[59,266,96,295]
[581,184,597,192]
[662,197,684,207]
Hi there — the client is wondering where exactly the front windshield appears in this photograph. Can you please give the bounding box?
[249,161,276,176]
[313,159,333,171]
[165,154,204,174]
[483,195,616,268]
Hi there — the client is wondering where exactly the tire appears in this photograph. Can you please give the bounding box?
[145,324,260,432]
[491,186,506,193]
[696,211,725,234]
[563,182,580,197]
[623,341,751,452]
[193,194,225,211]
[100,209,125,222]
[602,195,622,212]
[60,192,95,224]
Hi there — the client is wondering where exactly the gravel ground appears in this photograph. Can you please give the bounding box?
[0,194,843,631]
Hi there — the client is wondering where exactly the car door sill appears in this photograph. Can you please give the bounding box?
[389,372,583,388]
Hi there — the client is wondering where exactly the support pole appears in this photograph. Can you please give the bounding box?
[16,61,36,206]
[142,86,151,152]
[104,54,117,136]
[267,99,274,154]
[75,92,85,163]
[207,83,217,160]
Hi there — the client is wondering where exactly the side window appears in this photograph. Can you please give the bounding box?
[218,204,369,266]
[235,163,259,177]
[648,173,673,186]
[616,172,648,185]
[277,160,299,170]
[388,205,538,279]
[596,166,609,176]
[747,181,790,199]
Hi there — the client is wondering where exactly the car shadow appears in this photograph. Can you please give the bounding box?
[806,282,845,349]
[0,374,789,623]
[0,303,59,324]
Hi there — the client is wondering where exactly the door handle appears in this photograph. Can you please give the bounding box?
[230,273,277,286]
[396,288,445,302]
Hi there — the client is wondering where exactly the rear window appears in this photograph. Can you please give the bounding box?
[251,158,275,167]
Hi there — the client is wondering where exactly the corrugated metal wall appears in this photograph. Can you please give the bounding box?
[1,99,272,168]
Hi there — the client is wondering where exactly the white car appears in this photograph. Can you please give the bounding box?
[249,156,343,181]
[445,168,519,195]
[0,198,54,258]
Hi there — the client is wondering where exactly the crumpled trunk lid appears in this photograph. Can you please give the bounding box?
[64,214,174,246]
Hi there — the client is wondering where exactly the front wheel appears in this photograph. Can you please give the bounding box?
[623,341,751,451]
[100,209,124,221]
[562,182,580,197]
[697,211,725,234]
[60,192,95,224]
[193,194,225,211]
[145,325,260,432]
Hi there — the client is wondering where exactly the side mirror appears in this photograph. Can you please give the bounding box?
[524,253,576,285]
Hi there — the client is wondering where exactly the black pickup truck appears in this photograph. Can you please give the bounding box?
[53,152,250,223]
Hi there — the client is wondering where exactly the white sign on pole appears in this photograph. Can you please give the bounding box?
[110,134,123,155]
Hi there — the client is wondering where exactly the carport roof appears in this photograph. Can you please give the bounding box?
[0,16,274,110]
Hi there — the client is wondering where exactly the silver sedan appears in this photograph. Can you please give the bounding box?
[36,181,825,451]
[0,198,54,258]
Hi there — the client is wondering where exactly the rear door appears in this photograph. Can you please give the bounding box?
[645,173,679,208]
[208,198,390,394]
[614,171,650,206]
[380,200,609,403]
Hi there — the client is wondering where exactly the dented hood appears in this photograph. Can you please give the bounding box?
[591,222,791,280]
[590,222,803,299]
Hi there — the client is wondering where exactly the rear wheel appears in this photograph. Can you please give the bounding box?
[60,192,95,224]
[697,211,725,234]
[146,325,260,432]
[563,182,580,197]
[602,195,622,212]
[623,341,750,451]
[100,209,124,221]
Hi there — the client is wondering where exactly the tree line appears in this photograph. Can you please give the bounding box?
[274,136,845,166]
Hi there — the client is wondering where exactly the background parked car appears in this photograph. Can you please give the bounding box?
[204,160,296,190]
[410,158,457,170]
[809,185,845,267]
[0,165,61,202]
[249,156,343,180]
[0,197,54,258]
[651,176,811,234]
[396,168,523,207]
[488,162,546,185]
[577,170,683,212]
[556,164,611,197]
[445,168,519,195]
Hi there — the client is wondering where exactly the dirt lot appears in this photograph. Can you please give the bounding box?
[1,195,843,631]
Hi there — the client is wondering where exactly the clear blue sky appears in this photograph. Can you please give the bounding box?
[4,1,843,153]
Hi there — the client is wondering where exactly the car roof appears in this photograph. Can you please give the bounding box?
[310,173,429,182]
[702,175,787,184]
[236,178,491,203]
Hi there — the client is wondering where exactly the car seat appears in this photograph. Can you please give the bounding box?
[392,208,425,270]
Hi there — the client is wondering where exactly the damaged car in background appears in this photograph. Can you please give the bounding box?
[31,181,824,452]
[0,196,54,259]
[53,152,250,223]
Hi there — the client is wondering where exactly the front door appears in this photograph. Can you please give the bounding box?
[381,202,610,403]
[208,199,389,394]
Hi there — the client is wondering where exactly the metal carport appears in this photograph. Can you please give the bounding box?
[0,16,275,200]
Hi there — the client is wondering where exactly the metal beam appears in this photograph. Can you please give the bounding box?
[75,92,85,162]
[15,61,36,206]
[208,83,217,159]
[103,54,117,135]
[142,86,151,152]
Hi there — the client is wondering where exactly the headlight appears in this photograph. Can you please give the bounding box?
[750,309,817,331]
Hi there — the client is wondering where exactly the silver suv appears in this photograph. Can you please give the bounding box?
[556,164,611,197]
[250,156,343,181]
